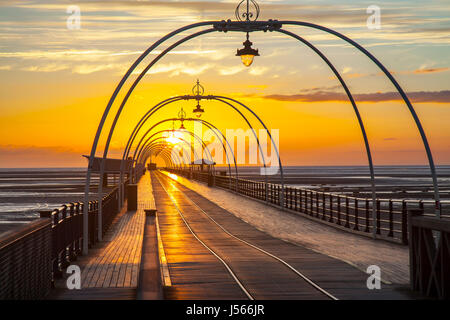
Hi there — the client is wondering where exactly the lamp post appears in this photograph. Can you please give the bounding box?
[236,32,259,67]
[192,80,205,118]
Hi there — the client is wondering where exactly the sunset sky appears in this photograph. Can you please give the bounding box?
[0,0,449,167]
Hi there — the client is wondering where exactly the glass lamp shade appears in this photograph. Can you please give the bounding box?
[240,54,255,67]
[236,38,259,67]
[193,104,204,118]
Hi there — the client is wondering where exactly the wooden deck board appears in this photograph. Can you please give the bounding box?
[49,174,151,300]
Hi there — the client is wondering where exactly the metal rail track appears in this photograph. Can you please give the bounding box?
[155,172,338,300]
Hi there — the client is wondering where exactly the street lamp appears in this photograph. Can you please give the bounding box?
[192,79,205,118]
[236,32,259,67]
[178,107,186,129]
[235,0,260,67]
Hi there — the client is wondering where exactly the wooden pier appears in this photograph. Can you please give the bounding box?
[1,169,435,300]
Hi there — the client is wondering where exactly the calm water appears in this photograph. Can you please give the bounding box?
[0,168,103,226]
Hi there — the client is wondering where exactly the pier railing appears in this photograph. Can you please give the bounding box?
[169,169,448,245]
[0,179,130,300]
[409,210,450,299]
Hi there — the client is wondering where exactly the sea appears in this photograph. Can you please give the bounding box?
[0,168,108,233]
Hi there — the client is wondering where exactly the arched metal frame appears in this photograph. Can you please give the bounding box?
[144,140,191,170]
[148,144,178,168]
[141,144,188,169]
[121,96,272,178]
[131,118,237,182]
[151,144,188,170]
[123,96,274,180]
[82,18,440,254]
[148,145,174,168]
[143,136,203,167]
[136,129,213,167]
[116,95,279,209]
[142,118,238,192]
[143,144,180,168]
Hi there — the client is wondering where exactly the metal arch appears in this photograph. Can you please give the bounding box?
[135,129,213,170]
[213,96,284,203]
[136,129,213,166]
[129,97,267,172]
[123,97,184,161]
[135,130,208,165]
[136,143,176,167]
[151,147,173,168]
[123,96,267,172]
[99,27,272,216]
[139,139,193,168]
[83,22,217,254]
[102,28,215,169]
[120,95,271,195]
[138,142,175,167]
[147,145,175,168]
[141,145,184,168]
[145,144,188,171]
[137,140,188,169]
[144,141,189,169]
[142,144,172,164]
[117,97,185,204]
[151,144,187,170]
[140,136,202,167]
[274,28,377,236]
[100,28,216,190]
[94,26,271,245]
[142,147,174,168]
[129,117,237,181]
[143,137,203,168]
[278,21,440,217]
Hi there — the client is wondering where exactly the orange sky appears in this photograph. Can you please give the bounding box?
[0,1,449,167]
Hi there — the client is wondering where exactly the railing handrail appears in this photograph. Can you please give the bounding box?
[168,167,449,245]
[0,218,51,251]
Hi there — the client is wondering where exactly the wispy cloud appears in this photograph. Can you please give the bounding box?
[146,62,212,76]
[249,66,269,76]
[413,67,449,74]
[262,90,450,103]
[219,65,245,76]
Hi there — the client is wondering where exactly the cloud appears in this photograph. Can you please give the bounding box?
[145,62,213,77]
[262,90,450,103]
[218,65,244,76]
[72,63,119,74]
[249,66,268,76]
[413,67,449,74]
[21,63,69,73]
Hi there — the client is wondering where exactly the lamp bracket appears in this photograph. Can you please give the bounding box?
[213,20,282,33]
